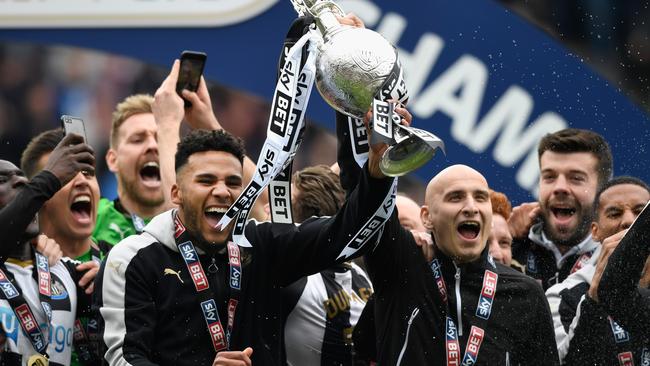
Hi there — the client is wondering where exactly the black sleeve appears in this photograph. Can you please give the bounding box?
[0,170,60,261]
[364,199,430,297]
[336,111,363,195]
[563,296,611,366]
[259,163,395,287]
[352,295,376,363]
[598,202,650,337]
[528,283,561,366]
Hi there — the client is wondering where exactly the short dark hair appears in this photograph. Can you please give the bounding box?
[593,176,650,217]
[21,128,64,179]
[175,129,246,173]
[292,165,345,222]
[538,128,613,189]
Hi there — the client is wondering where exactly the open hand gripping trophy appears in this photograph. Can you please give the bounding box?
[217,0,445,255]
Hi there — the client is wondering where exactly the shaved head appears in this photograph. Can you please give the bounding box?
[425,165,488,202]
[421,165,492,263]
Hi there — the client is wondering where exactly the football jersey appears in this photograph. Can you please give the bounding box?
[284,262,373,366]
[0,258,78,366]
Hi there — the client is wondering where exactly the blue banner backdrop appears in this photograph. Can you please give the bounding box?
[1,0,648,204]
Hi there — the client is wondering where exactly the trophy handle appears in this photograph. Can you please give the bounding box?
[289,0,309,16]
[306,1,345,18]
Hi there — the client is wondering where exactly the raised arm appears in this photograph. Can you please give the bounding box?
[0,133,94,260]
[153,60,267,220]
[598,202,650,337]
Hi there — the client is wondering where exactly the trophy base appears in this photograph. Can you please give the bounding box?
[379,136,436,177]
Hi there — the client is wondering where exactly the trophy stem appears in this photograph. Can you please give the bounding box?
[315,10,341,41]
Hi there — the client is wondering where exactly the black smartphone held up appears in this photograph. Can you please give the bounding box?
[60,115,87,142]
[176,50,207,107]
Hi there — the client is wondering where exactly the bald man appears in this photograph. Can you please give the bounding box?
[396,194,426,232]
[364,164,559,365]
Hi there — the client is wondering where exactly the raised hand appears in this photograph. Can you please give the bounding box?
[182,76,221,131]
[508,202,540,239]
[32,234,62,267]
[44,133,95,187]
[588,229,627,302]
[411,230,434,262]
[153,59,185,130]
[77,260,100,295]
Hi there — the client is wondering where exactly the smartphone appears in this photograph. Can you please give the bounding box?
[176,50,207,107]
[60,115,87,142]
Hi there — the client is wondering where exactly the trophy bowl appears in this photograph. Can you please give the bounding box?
[379,135,438,177]
[315,26,398,119]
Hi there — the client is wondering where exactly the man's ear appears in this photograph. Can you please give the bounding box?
[591,221,600,242]
[106,149,118,173]
[421,205,432,229]
[171,183,181,205]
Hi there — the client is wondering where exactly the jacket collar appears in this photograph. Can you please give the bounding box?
[434,243,497,280]
[528,222,599,267]
[143,209,231,256]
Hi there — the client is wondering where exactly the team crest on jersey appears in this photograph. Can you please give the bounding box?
[50,273,71,311]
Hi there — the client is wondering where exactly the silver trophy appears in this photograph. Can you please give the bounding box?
[291,0,444,176]
[291,0,397,118]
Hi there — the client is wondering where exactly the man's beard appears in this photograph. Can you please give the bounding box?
[541,203,594,247]
[179,201,227,253]
[119,173,164,209]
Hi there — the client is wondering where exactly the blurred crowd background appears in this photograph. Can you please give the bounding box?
[0,0,648,204]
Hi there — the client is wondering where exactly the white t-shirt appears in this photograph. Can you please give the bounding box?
[0,258,77,365]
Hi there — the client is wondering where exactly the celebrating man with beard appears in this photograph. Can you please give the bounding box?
[92,94,167,246]
[509,128,613,289]
[96,128,395,365]
[546,176,650,365]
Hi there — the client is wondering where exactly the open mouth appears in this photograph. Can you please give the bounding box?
[70,195,92,223]
[551,207,576,222]
[139,161,161,188]
[204,206,227,228]
[457,221,481,240]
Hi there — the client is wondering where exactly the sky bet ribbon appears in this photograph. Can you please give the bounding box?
[174,211,241,351]
[0,252,55,360]
[268,16,314,226]
[430,258,498,366]
[217,30,317,245]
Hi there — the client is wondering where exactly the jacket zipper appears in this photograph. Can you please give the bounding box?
[454,263,463,337]
[396,307,420,366]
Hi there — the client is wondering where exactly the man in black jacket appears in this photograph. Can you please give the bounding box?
[510,128,612,290]
[0,133,97,365]
[366,164,559,365]
[598,199,650,351]
[96,129,395,366]
[546,176,650,365]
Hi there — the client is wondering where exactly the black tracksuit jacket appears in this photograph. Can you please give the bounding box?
[95,164,394,366]
[365,213,560,365]
[599,202,650,342]
[512,230,598,291]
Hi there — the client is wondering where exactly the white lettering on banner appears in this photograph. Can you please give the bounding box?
[339,0,568,198]
[269,181,292,223]
[0,0,279,28]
